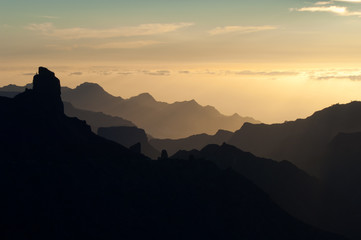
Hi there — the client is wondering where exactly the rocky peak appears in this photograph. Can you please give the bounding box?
[33,67,61,97]
[14,67,64,115]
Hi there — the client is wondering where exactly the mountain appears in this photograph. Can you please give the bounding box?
[0,83,32,92]
[0,88,135,133]
[318,132,361,240]
[228,102,361,176]
[172,144,324,229]
[150,129,233,156]
[0,82,259,139]
[63,102,134,132]
[0,67,345,240]
[98,126,160,159]
[323,132,361,188]
[321,132,361,204]
[172,143,361,239]
[60,82,259,139]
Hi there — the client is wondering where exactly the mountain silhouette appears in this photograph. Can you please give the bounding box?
[228,102,361,176]
[64,102,135,132]
[0,67,346,240]
[150,129,233,156]
[172,143,361,239]
[60,82,259,138]
[0,89,135,133]
[172,144,325,229]
[0,82,259,139]
[323,132,361,189]
[315,132,361,240]
[98,126,160,159]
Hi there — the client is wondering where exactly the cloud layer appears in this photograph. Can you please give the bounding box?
[208,25,277,35]
[26,22,194,39]
[293,1,361,16]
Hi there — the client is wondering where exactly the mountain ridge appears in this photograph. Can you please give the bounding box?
[0,82,259,139]
[228,101,361,176]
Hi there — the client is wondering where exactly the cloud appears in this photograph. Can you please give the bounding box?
[209,25,277,35]
[45,44,78,51]
[228,70,299,76]
[294,6,348,14]
[142,70,171,76]
[22,73,35,76]
[26,22,194,39]
[315,1,333,5]
[118,72,133,75]
[315,0,361,4]
[179,71,190,74]
[69,72,82,76]
[335,0,361,2]
[292,2,361,16]
[45,41,161,50]
[315,75,361,81]
[91,41,162,49]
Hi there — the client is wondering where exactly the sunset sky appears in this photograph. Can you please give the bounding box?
[2,0,361,123]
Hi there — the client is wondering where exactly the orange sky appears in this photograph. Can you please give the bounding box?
[2,0,361,123]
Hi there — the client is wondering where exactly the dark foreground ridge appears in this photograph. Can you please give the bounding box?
[0,67,346,240]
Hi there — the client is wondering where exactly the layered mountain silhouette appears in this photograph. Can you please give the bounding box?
[64,102,134,132]
[60,82,259,138]
[98,126,160,159]
[317,132,361,238]
[172,144,326,230]
[323,132,361,189]
[228,102,361,176]
[0,67,345,239]
[0,87,135,133]
[150,130,233,156]
[0,82,259,139]
[172,143,361,239]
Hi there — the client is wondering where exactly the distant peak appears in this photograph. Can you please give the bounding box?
[77,82,104,90]
[75,82,111,95]
[184,99,198,105]
[215,129,232,136]
[134,93,155,101]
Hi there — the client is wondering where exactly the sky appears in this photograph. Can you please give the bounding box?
[2,0,361,123]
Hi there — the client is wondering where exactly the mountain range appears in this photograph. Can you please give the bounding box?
[64,102,134,132]
[98,126,160,159]
[0,82,259,139]
[0,67,345,240]
[60,82,258,138]
[150,129,233,156]
[228,102,361,176]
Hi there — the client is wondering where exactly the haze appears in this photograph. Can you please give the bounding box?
[2,0,361,123]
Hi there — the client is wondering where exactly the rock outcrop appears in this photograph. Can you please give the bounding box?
[14,67,64,115]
